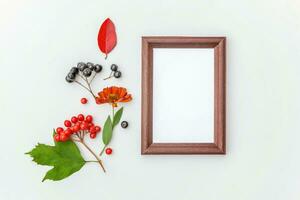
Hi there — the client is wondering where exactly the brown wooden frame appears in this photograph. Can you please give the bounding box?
[141,36,226,154]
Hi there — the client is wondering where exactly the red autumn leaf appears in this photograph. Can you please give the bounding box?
[97,18,117,59]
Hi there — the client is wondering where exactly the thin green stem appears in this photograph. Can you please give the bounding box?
[112,106,115,124]
[99,144,107,156]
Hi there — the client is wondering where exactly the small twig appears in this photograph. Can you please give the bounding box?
[75,133,82,140]
[72,134,106,172]
[84,77,96,98]
[74,80,90,91]
[103,71,113,80]
[71,137,81,142]
[74,80,96,99]
[78,74,96,98]
[89,73,97,84]
[80,140,106,172]
[78,73,86,80]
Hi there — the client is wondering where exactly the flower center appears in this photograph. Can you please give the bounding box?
[108,94,119,102]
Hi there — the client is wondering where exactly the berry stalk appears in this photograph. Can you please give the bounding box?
[73,133,106,173]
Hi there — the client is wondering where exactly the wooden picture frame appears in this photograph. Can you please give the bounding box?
[141,36,226,154]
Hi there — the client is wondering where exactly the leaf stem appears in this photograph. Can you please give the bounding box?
[112,106,115,123]
[99,145,107,156]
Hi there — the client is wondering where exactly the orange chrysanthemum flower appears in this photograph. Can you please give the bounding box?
[95,86,132,107]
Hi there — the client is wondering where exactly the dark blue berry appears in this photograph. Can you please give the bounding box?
[65,76,74,83]
[94,64,102,73]
[83,68,92,77]
[113,71,121,78]
[87,62,95,70]
[70,67,78,74]
[111,64,118,71]
[121,121,128,128]
[77,62,87,71]
[67,72,76,79]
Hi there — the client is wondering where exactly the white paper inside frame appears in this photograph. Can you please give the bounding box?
[153,48,214,143]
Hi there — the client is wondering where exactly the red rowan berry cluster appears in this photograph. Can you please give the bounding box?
[54,114,101,142]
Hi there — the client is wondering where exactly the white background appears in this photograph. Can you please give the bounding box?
[153,48,214,143]
[1,0,300,200]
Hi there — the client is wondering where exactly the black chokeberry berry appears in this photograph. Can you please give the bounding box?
[65,76,74,83]
[82,68,92,77]
[87,62,95,70]
[111,64,118,71]
[77,62,87,71]
[67,72,76,80]
[121,121,128,128]
[94,64,102,73]
[113,71,121,78]
[70,67,79,74]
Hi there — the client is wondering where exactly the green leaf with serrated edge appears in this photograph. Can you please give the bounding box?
[25,130,85,182]
[102,116,113,145]
[113,107,123,128]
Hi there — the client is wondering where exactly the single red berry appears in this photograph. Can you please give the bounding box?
[65,128,73,136]
[81,98,88,104]
[73,125,80,132]
[60,133,69,142]
[71,116,78,123]
[105,148,113,155]
[56,127,64,134]
[88,123,94,128]
[85,115,93,123]
[90,133,96,139]
[54,134,60,142]
[95,126,101,133]
[89,126,96,134]
[78,114,84,121]
[64,120,72,127]
[75,121,81,126]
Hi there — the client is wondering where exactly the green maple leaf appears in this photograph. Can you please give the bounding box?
[26,131,85,182]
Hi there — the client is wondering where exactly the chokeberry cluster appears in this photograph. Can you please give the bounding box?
[65,62,103,98]
[104,64,122,80]
[66,62,102,83]
[66,62,122,99]
[54,114,101,142]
